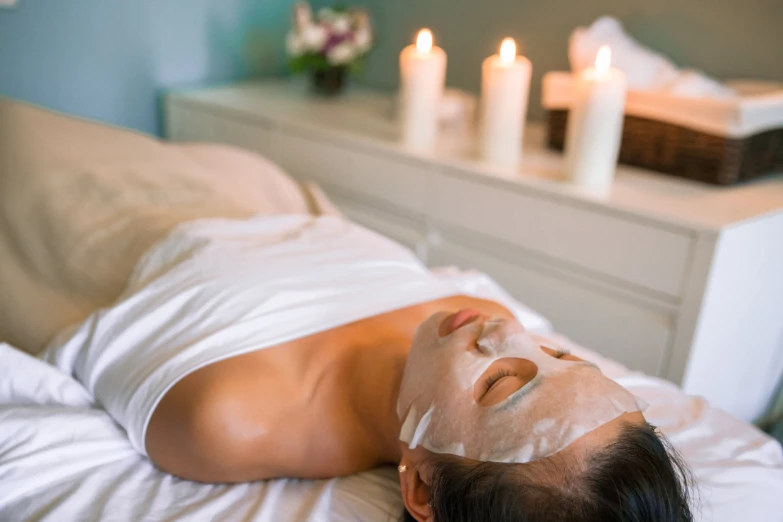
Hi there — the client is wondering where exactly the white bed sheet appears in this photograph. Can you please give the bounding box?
[2,337,783,522]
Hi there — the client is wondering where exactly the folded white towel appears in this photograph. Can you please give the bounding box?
[569,17,735,98]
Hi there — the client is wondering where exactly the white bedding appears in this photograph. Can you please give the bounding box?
[2,334,783,522]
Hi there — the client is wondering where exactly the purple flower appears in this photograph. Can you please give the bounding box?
[323,30,353,54]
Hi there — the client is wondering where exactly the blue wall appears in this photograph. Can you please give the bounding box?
[355,0,783,119]
[0,0,295,135]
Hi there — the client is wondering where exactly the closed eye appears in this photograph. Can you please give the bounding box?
[481,352,565,395]
[474,358,539,406]
[541,345,583,362]
[481,368,513,396]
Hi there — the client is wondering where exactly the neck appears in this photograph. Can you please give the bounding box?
[349,331,410,464]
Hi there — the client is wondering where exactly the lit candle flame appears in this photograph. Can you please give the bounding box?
[416,29,433,54]
[595,45,611,74]
[499,37,517,64]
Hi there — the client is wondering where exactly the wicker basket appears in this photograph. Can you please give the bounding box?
[542,72,783,186]
[547,110,783,185]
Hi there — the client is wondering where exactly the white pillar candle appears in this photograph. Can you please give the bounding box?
[564,45,628,188]
[399,29,447,150]
[480,38,532,166]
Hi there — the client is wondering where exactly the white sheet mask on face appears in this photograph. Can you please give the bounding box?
[397,314,646,463]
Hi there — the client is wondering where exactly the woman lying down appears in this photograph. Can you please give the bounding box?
[0,118,685,522]
[37,208,694,522]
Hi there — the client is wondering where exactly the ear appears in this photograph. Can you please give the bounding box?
[399,459,433,522]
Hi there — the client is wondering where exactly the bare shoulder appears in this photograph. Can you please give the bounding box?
[144,334,383,482]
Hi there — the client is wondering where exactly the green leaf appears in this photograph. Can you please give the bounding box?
[288,55,308,74]
[288,53,333,73]
[309,54,330,71]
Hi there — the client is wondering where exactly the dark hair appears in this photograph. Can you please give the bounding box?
[402,423,694,522]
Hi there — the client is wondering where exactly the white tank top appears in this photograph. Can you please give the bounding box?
[42,215,549,455]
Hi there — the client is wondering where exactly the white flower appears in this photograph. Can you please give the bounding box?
[327,42,356,65]
[300,24,328,52]
[293,2,314,32]
[286,31,305,56]
[330,15,352,35]
[354,27,372,53]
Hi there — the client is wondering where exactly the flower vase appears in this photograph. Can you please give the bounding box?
[311,66,347,96]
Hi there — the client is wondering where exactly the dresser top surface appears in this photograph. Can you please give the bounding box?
[168,80,783,233]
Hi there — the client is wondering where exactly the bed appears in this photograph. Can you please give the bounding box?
[1,98,782,522]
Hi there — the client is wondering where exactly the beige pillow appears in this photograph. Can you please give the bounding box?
[0,97,313,354]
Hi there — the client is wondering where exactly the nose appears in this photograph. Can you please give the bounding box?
[439,308,484,337]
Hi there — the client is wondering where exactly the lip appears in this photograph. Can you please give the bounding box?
[439,308,484,337]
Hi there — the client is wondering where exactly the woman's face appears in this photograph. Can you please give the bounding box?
[397,309,644,463]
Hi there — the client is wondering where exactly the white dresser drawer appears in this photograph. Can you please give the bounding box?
[432,171,693,298]
[429,236,673,375]
[271,129,430,215]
